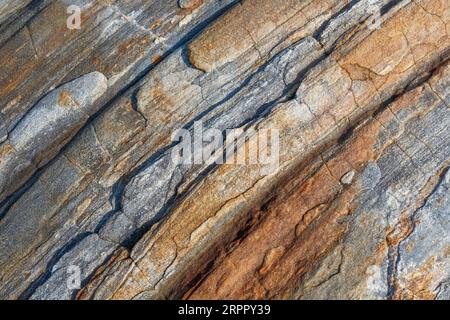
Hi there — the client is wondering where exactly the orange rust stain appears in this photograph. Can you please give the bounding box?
[386,212,414,248]
[117,35,150,56]
[145,77,175,125]
[117,40,134,55]
[0,144,15,164]
[152,55,162,64]
[126,101,133,113]
[58,89,73,107]
[1,62,36,99]
[92,57,101,66]
[149,19,162,30]
[394,256,438,300]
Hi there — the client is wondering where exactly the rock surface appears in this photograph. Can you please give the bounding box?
[0,0,449,300]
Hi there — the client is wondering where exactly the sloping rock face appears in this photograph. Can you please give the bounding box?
[0,0,449,300]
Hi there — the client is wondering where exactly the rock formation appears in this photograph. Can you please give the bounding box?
[0,0,449,300]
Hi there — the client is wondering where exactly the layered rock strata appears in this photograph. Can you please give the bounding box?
[0,0,449,300]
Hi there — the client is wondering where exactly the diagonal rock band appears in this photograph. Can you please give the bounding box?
[0,0,449,300]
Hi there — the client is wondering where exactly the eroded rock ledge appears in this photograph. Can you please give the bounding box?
[0,0,449,300]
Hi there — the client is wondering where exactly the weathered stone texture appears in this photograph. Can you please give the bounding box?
[0,0,449,300]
